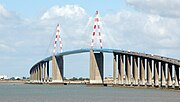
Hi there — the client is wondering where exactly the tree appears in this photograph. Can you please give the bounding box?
[79,77,84,80]
[10,77,15,80]
[22,77,26,79]
[70,77,78,81]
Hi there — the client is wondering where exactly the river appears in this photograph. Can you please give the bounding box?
[0,83,179,102]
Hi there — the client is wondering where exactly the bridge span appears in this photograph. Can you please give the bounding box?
[29,48,180,89]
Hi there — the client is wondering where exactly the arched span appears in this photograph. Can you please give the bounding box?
[30,48,180,74]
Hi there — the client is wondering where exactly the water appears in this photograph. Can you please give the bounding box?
[0,83,179,102]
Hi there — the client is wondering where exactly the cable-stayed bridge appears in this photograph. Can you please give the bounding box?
[29,11,180,89]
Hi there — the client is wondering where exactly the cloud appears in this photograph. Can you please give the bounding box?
[0,4,180,77]
[41,5,86,20]
[0,4,11,17]
[102,11,180,58]
[40,4,180,59]
[39,5,91,51]
[126,0,180,18]
[0,43,16,52]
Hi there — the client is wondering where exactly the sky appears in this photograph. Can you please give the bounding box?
[0,0,180,78]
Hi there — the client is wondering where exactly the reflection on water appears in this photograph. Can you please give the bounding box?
[0,83,179,102]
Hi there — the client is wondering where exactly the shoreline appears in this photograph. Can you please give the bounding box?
[0,80,28,83]
[1,80,179,91]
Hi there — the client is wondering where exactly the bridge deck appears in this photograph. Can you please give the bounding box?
[30,48,180,73]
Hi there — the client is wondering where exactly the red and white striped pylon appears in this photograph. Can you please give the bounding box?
[53,24,63,55]
[90,10,103,49]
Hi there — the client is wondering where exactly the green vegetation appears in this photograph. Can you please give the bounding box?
[65,77,89,81]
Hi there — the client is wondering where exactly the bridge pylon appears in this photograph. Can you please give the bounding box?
[51,24,64,83]
[53,24,63,54]
[90,11,103,49]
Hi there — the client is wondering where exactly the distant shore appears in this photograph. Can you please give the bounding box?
[0,79,28,83]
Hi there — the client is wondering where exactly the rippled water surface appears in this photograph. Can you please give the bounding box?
[0,83,179,102]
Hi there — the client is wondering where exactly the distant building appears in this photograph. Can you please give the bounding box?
[0,75,8,79]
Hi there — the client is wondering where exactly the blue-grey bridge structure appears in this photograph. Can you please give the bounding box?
[29,48,180,89]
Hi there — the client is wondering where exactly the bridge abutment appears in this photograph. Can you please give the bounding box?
[90,50,104,84]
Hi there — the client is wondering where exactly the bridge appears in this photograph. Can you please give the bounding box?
[29,48,180,88]
[29,11,180,89]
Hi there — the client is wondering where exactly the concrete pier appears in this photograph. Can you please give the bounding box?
[37,67,40,82]
[147,59,152,86]
[167,64,172,87]
[113,53,117,84]
[140,57,145,86]
[174,66,179,88]
[43,63,47,82]
[154,61,159,87]
[125,55,131,85]
[90,50,104,84]
[47,61,49,82]
[40,64,43,82]
[118,54,124,85]
[52,55,64,83]
[161,62,166,87]
[133,56,138,86]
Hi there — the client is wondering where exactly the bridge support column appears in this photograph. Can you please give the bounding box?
[37,66,40,82]
[90,50,104,84]
[168,64,172,88]
[44,63,47,83]
[31,71,33,81]
[133,56,138,86]
[37,67,39,82]
[147,59,152,86]
[161,62,166,87]
[118,54,124,85]
[36,68,38,82]
[38,65,41,82]
[32,72,34,81]
[47,61,50,82]
[33,69,36,82]
[34,70,36,82]
[125,55,131,85]
[37,66,39,82]
[113,53,117,84]
[140,57,145,86]
[52,55,64,83]
[174,66,179,88]
[40,64,43,82]
[32,71,35,82]
[154,61,159,87]
[34,69,36,82]
[30,72,32,81]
